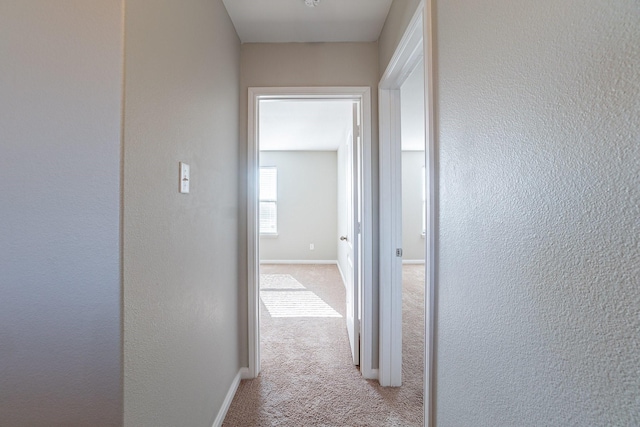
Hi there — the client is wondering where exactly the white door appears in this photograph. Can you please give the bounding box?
[344,102,361,365]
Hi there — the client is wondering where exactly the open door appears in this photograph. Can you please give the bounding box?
[344,102,361,365]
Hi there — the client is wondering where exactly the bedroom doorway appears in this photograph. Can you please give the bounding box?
[246,87,374,380]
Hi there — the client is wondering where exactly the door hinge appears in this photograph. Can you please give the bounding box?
[357,222,361,234]
[396,248,403,257]
[355,125,361,138]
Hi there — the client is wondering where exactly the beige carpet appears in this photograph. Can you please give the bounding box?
[224,264,424,426]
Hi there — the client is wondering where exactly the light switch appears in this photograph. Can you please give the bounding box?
[179,162,190,193]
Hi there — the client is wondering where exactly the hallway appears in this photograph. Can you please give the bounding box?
[223,264,424,426]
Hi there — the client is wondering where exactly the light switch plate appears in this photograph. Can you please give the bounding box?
[179,162,190,193]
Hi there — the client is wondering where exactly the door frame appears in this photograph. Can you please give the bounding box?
[379,1,438,425]
[246,86,375,380]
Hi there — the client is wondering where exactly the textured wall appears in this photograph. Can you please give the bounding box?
[240,42,381,368]
[260,151,338,261]
[0,2,123,425]
[378,0,422,77]
[435,0,640,425]
[123,0,241,425]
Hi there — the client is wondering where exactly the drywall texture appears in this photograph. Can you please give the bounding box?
[0,2,123,425]
[260,151,338,261]
[123,1,241,426]
[240,42,381,368]
[378,0,422,77]
[401,152,425,261]
[435,0,640,425]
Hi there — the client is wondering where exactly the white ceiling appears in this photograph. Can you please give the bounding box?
[259,100,353,151]
[222,0,393,43]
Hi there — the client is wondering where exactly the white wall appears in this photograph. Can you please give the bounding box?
[401,60,426,261]
[401,152,425,261]
[435,0,640,425]
[401,60,426,152]
[123,1,241,426]
[260,151,337,261]
[0,2,123,425]
[240,42,381,368]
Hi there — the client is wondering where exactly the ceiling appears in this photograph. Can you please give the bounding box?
[222,0,393,43]
[259,100,353,151]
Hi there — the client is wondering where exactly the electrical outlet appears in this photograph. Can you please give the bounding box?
[310,243,315,250]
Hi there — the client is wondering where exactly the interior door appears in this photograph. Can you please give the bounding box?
[344,102,361,365]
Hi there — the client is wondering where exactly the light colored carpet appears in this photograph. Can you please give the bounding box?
[223,264,424,426]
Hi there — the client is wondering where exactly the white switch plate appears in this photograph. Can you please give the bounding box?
[179,162,190,193]
[310,243,314,250]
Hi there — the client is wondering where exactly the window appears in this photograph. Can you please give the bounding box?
[260,167,278,234]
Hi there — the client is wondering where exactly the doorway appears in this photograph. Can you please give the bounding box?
[246,87,374,380]
[379,1,436,425]
[399,59,427,415]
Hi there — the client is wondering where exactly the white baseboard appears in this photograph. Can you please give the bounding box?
[260,260,337,265]
[211,368,247,427]
[239,367,251,380]
[402,260,425,265]
[362,368,379,380]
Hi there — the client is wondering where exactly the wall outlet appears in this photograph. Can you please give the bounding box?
[309,243,314,250]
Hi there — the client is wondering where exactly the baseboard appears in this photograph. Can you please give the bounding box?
[239,367,251,380]
[402,260,425,265]
[211,368,246,427]
[362,368,379,380]
[260,260,337,265]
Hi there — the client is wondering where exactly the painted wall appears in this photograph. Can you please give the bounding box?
[260,151,338,261]
[0,2,123,425]
[401,60,426,152]
[378,0,422,76]
[123,1,241,426]
[401,152,425,261]
[240,42,381,368]
[401,59,426,261]
[435,0,640,425]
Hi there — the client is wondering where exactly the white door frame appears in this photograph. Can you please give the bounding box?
[378,0,424,388]
[246,86,375,380]
[379,1,438,425]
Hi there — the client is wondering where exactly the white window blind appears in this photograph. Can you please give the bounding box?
[260,167,278,234]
